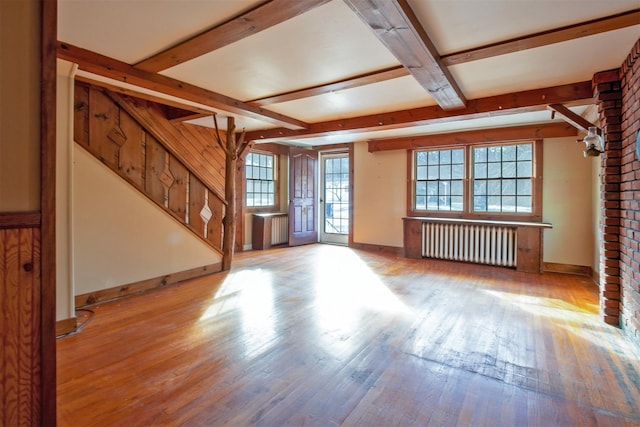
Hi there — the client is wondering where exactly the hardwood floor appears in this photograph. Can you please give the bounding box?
[57,244,640,426]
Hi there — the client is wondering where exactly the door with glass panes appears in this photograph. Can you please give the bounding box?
[319,152,349,245]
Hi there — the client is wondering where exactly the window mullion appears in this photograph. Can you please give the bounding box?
[464,146,471,216]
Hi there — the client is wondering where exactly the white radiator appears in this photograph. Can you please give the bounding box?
[271,214,289,246]
[422,222,517,267]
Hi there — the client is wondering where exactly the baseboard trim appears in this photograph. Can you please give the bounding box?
[591,269,600,285]
[543,262,592,277]
[56,317,77,336]
[75,262,223,308]
[350,242,403,256]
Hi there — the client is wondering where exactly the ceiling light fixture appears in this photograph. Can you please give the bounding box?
[582,126,605,157]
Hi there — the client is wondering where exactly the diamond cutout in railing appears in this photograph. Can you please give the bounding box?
[159,164,175,191]
[200,203,213,224]
[107,126,127,147]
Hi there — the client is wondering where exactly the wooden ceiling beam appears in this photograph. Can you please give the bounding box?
[248,65,409,106]
[253,8,638,108]
[251,142,291,156]
[57,41,308,130]
[78,75,220,124]
[442,9,640,66]
[134,0,332,73]
[344,0,466,110]
[166,111,212,124]
[547,104,596,132]
[75,74,214,118]
[367,122,577,152]
[244,81,593,142]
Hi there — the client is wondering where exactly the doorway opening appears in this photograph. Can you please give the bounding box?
[319,152,350,245]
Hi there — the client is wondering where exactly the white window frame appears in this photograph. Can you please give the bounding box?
[245,151,277,208]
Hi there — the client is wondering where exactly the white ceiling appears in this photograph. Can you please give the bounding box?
[58,0,640,147]
[411,0,637,53]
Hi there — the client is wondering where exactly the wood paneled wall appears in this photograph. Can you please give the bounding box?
[73,82,226,252]
[0,215,42,426]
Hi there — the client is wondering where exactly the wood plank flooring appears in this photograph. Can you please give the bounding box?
[57,244,640,426]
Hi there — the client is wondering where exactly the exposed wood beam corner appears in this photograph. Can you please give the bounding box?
[75,74,215,119]
[547,104,597,133]
[57,41,309,130]
[166,111,212,124]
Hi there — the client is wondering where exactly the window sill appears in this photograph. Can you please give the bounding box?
[403,216,551,229]
[245,206,280,214]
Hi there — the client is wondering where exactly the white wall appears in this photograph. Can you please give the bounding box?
[56,59,76,320]
[73,146,221,295]
[542,137,595,267]
[237,136,596,268]
[54,66,223,317]
[353,141,406,247]
[0,0,40,211]
[352,138,595,267]
[585,106,603,276]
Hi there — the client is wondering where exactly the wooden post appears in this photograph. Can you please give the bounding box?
[222,117,237,270]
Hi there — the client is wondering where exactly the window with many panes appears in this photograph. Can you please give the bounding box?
[323,155,350,234]
[414,148,464,211]
[472,143,532,213]
[245,152,276,207]
[410,141,539,219]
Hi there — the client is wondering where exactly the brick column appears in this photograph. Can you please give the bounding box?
[593,69,622,325]
[619,39,640,339]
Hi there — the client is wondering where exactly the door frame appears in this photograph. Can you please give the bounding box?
[319,151,350,245]
[318,146,354,246]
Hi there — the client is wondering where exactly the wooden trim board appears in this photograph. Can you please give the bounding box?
[543,262,592,277]
[0,212,41,229]
[56,317,77,337]
[75,262,222,308]
[350,241,404,256]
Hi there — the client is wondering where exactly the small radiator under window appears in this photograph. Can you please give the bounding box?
[271,214,289,246]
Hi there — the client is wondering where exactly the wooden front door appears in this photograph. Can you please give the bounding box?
[289,147,318,246]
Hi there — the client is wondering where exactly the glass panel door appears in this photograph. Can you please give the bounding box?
[320,153,349,245]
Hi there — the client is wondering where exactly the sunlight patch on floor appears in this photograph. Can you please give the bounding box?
[483,288,640,356]
[484,289,594,321]
[313,247,412,351]
[197,269,277,359]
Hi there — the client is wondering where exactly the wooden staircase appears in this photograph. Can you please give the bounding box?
[73,81,226,253]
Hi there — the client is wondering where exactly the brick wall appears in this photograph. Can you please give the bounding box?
[619,38,640,341]
[593,69,622,326]
[594,37,640,343]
